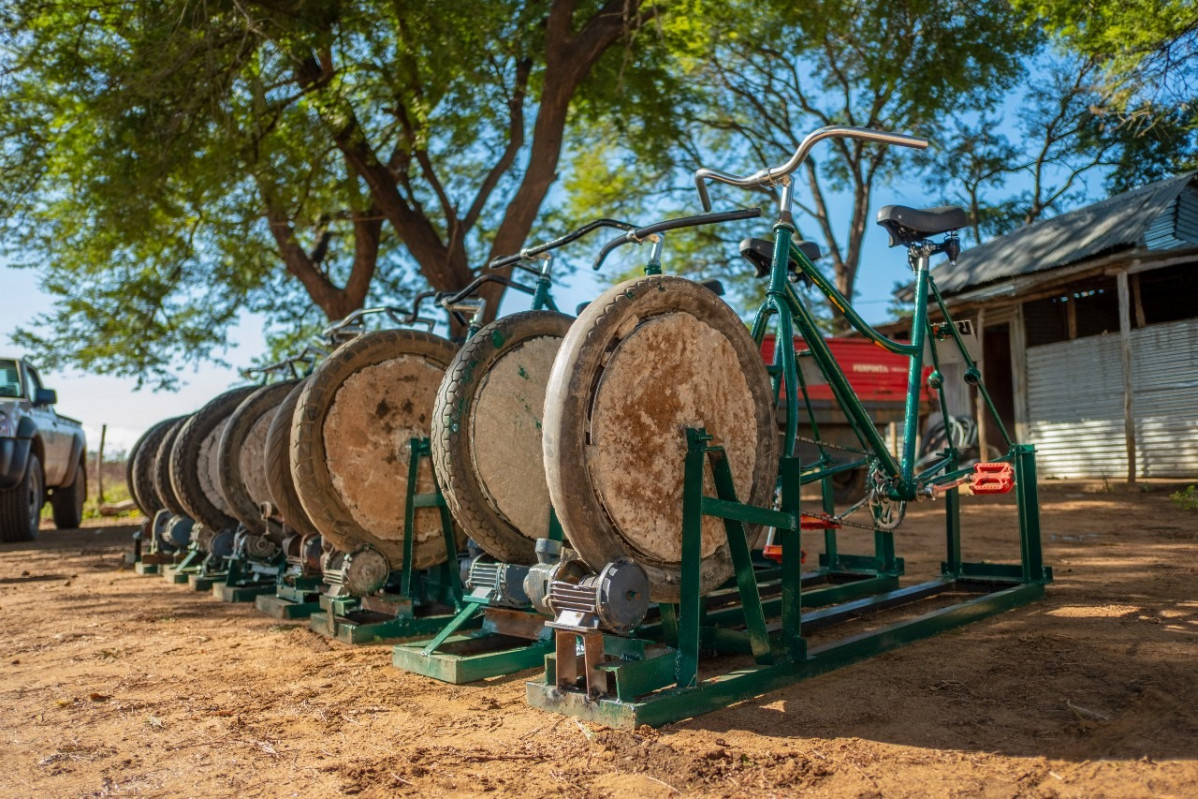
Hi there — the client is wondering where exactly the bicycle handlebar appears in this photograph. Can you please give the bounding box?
[590,207,764,270]
[694,125,929,211]
[488,218,638,270]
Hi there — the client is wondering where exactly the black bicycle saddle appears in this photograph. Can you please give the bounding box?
[738,238,822,278]
[876,205,967,246]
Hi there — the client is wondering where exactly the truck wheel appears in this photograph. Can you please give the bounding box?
[217,380,297,537]
[0,452,44,543]
[128,417,181,516]
[542,276,778,602]
[51,455,86,529]
[290,328,462,569]
[170,386,258,532]
[432,310,573,564]
[153,417,189,517]
[264,378,317,536]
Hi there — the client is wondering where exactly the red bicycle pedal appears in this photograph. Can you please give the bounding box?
[762,545,807,564]
[971,462,1014,494]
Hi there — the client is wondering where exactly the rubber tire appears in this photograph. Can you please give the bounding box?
[264,378,317,536]
[217,381,297,536]
[170,386,258,532]
[543,275,779,602]
[0,452,44,543]
[432,310,573,564]
[51,455,87,529]
[152,417,189,517]
[291,328,460,569]
[128,417,181,516]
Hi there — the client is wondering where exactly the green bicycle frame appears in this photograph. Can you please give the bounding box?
[748,219,944,502]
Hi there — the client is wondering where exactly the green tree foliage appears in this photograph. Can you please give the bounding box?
[564,0,1037,330]
[1017,0,1198,189]
[1018,0,1197,106]
[0,0,662,387]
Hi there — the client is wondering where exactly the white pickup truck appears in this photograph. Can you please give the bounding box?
[0,357,87,541]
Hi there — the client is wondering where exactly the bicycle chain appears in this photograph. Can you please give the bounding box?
[785,436,906,530]
[791,434,871,457]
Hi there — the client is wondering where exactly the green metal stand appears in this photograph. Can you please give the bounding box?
[213,544,280,603]
[162,546,204,585]
[308,438,476,645]
[132,514,182,575]
[526,428,1051,729]
[391,507,566,682]
[256,575,326,620]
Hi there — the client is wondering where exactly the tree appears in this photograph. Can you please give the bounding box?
[1018,0,1197,107]
[566,0,1036,330]
[1017,0,1198,188]
[0,1,663,386]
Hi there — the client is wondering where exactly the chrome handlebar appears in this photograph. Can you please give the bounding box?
[694,125,929,211]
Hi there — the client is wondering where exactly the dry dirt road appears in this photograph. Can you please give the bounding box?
[1,484,1195,798]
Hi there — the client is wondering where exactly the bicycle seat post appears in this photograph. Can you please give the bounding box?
[643,233,665,276]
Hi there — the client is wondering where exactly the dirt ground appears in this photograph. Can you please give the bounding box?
[1,483,1195,798]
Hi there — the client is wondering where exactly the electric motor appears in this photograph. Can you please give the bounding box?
[466,558,531,607]
[546,557,650,636]
[324,546,390,596]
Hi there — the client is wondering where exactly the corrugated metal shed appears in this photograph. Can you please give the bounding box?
[1025,317,1198,479]
[1026,333,1126,479]
[931,173,1198,297]
[1129,318,1198,477]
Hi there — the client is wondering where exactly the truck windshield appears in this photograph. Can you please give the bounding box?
[0,360,20,398]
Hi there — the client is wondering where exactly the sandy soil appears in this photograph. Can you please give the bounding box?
[1,483,1196,798]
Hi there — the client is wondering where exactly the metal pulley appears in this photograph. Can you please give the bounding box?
[240,532,281,563]
[283,532,324,575]
[164,516,194,550]
[208,529,236,559]
[151,510,178,554]
[545,557,650,636]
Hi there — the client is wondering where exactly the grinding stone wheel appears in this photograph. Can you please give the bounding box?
[153,416,191,518]
[170,386,259,532]
[542,275,779,602]
[265,378,318,536]
[432,310,573,564]
[218,380,298,538]
[290,328,465,571]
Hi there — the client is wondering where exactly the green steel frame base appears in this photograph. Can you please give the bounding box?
[392,570,896,686]
[133,552,178,575]
[309,607,480,645]
[214,581,276,602]
[527,577,1047,729]
[163,565,200,584]
[188,573,224,592]
[392,602,554,684]
[256,592,324,620]
[394,631,553,683]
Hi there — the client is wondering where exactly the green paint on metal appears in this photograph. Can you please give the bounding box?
[490,329,505,348]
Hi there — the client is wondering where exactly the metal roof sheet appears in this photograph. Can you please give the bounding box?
[930,172,1198,297]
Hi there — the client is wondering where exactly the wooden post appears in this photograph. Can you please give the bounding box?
[974,309,989,462]
[96,424,107,503]
[1116,272,1136,485]
[1011,303,1030,444]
